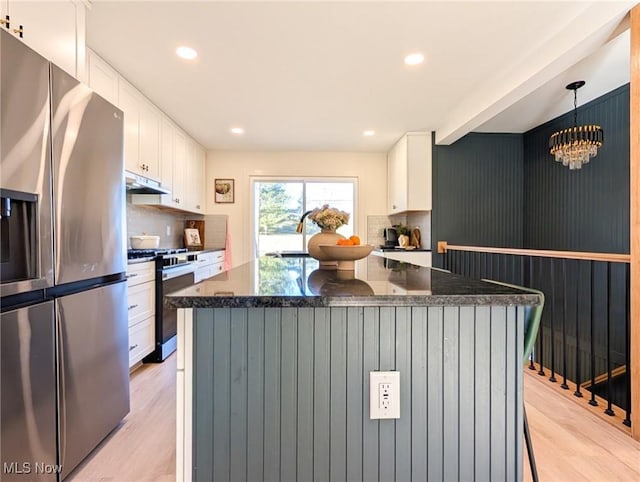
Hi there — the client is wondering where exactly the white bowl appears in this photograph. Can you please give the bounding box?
[130,235,160,249]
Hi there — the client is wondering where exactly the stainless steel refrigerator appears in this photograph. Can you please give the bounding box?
[1,29,129,480]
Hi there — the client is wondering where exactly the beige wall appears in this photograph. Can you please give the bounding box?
[205,151,388,267]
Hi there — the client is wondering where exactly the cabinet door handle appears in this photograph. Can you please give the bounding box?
[196,204,200,209]
[128,304,139,311]
[126,273,139,279]
[0,15,9,28]
[13,25,23,38]
[129,344,139,352]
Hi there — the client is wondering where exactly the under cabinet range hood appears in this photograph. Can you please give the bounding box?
[125,171,170,195]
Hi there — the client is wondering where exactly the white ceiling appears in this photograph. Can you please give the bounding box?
[86,1,634,152]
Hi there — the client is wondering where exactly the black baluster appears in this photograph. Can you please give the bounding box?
[574,260,583,398]
[624,262,631,427]
[549,258,557,383]
[561,258,569,390]
[487,253,495,279]
[528,256,536,371]
[589,261,597,406]
[470,251,473,278]
[605,262,614,416]
[465,251,470,278]
[536,257,545,376]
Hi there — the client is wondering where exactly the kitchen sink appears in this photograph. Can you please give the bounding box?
[265,251,310,258]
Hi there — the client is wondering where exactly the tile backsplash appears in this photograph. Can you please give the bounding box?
[126,197,227,250]
[203,214,227,250]
[367,212,431,249]
[126,197,200,249]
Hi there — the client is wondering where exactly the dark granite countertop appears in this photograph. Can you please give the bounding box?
[166,256,541,308]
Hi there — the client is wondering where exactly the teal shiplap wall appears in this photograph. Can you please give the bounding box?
[523,84,630,253]
[192,306,524,482]
[431,84,630,262]
[431,133,524,267]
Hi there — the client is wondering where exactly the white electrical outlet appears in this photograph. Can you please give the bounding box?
[370,371,400,419]
[166,225,171,236]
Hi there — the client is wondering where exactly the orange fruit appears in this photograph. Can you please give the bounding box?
[349,235,361,245]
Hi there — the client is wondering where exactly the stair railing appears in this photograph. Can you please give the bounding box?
[437,241,633,434]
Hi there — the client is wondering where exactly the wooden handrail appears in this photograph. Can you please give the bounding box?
[437,241,630,264]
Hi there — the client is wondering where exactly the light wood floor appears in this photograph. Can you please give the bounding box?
[68,354,640,482]
[67,356,177,482]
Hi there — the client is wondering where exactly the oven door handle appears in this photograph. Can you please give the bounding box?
[162,264,196,280]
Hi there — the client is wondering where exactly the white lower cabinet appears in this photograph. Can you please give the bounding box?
[194,250,225,283]
[126,261,156,368]
[128,318,154,368]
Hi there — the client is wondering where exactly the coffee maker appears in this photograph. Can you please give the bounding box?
[383,227,398,247]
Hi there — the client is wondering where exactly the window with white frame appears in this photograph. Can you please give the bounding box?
[252,178,356,256]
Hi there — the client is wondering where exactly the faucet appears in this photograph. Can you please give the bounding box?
[296,210,313,233]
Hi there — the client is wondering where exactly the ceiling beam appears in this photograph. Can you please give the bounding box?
[435,1,635,145]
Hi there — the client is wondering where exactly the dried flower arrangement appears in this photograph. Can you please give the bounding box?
[308,204,350,231]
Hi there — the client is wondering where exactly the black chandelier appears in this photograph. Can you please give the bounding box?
[549,81,603,170]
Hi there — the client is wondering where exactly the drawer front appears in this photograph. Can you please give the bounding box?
[127,281,155,326]
[212,251,225,263]
[196,250,225,267]
[196,252,216,265]
[211,262,225,276]
[194,266,209,284]
[126,261,156,288]
[128,316,155,367]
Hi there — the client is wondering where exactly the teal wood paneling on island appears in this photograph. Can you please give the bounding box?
[169,257,539,482]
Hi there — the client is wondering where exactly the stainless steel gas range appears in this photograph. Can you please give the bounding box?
[127,248,199,362]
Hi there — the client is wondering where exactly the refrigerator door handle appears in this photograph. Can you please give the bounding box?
[56,300,67,467]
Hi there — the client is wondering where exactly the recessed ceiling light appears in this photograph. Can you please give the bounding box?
[176,46,197,60]
[404,53,424,66]
[230,127,245,135]
[363,130,376,137]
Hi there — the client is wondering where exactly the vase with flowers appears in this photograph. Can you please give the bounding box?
[305,204,350,269]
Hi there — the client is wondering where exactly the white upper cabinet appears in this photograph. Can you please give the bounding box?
[118,79,160,181]
[118,80,142,175]
[159,117,175,192]
[86,50,206,213]
[139,99,161,180]
[172,129,187,209]
[1,0,84,78]
[187,142,205,213]
[387,132,432,214]
[87,48,119,105]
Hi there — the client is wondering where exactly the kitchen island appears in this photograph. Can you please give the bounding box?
[167,256,540,482]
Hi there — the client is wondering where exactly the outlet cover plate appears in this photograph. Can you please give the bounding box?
[370,371,400,419]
